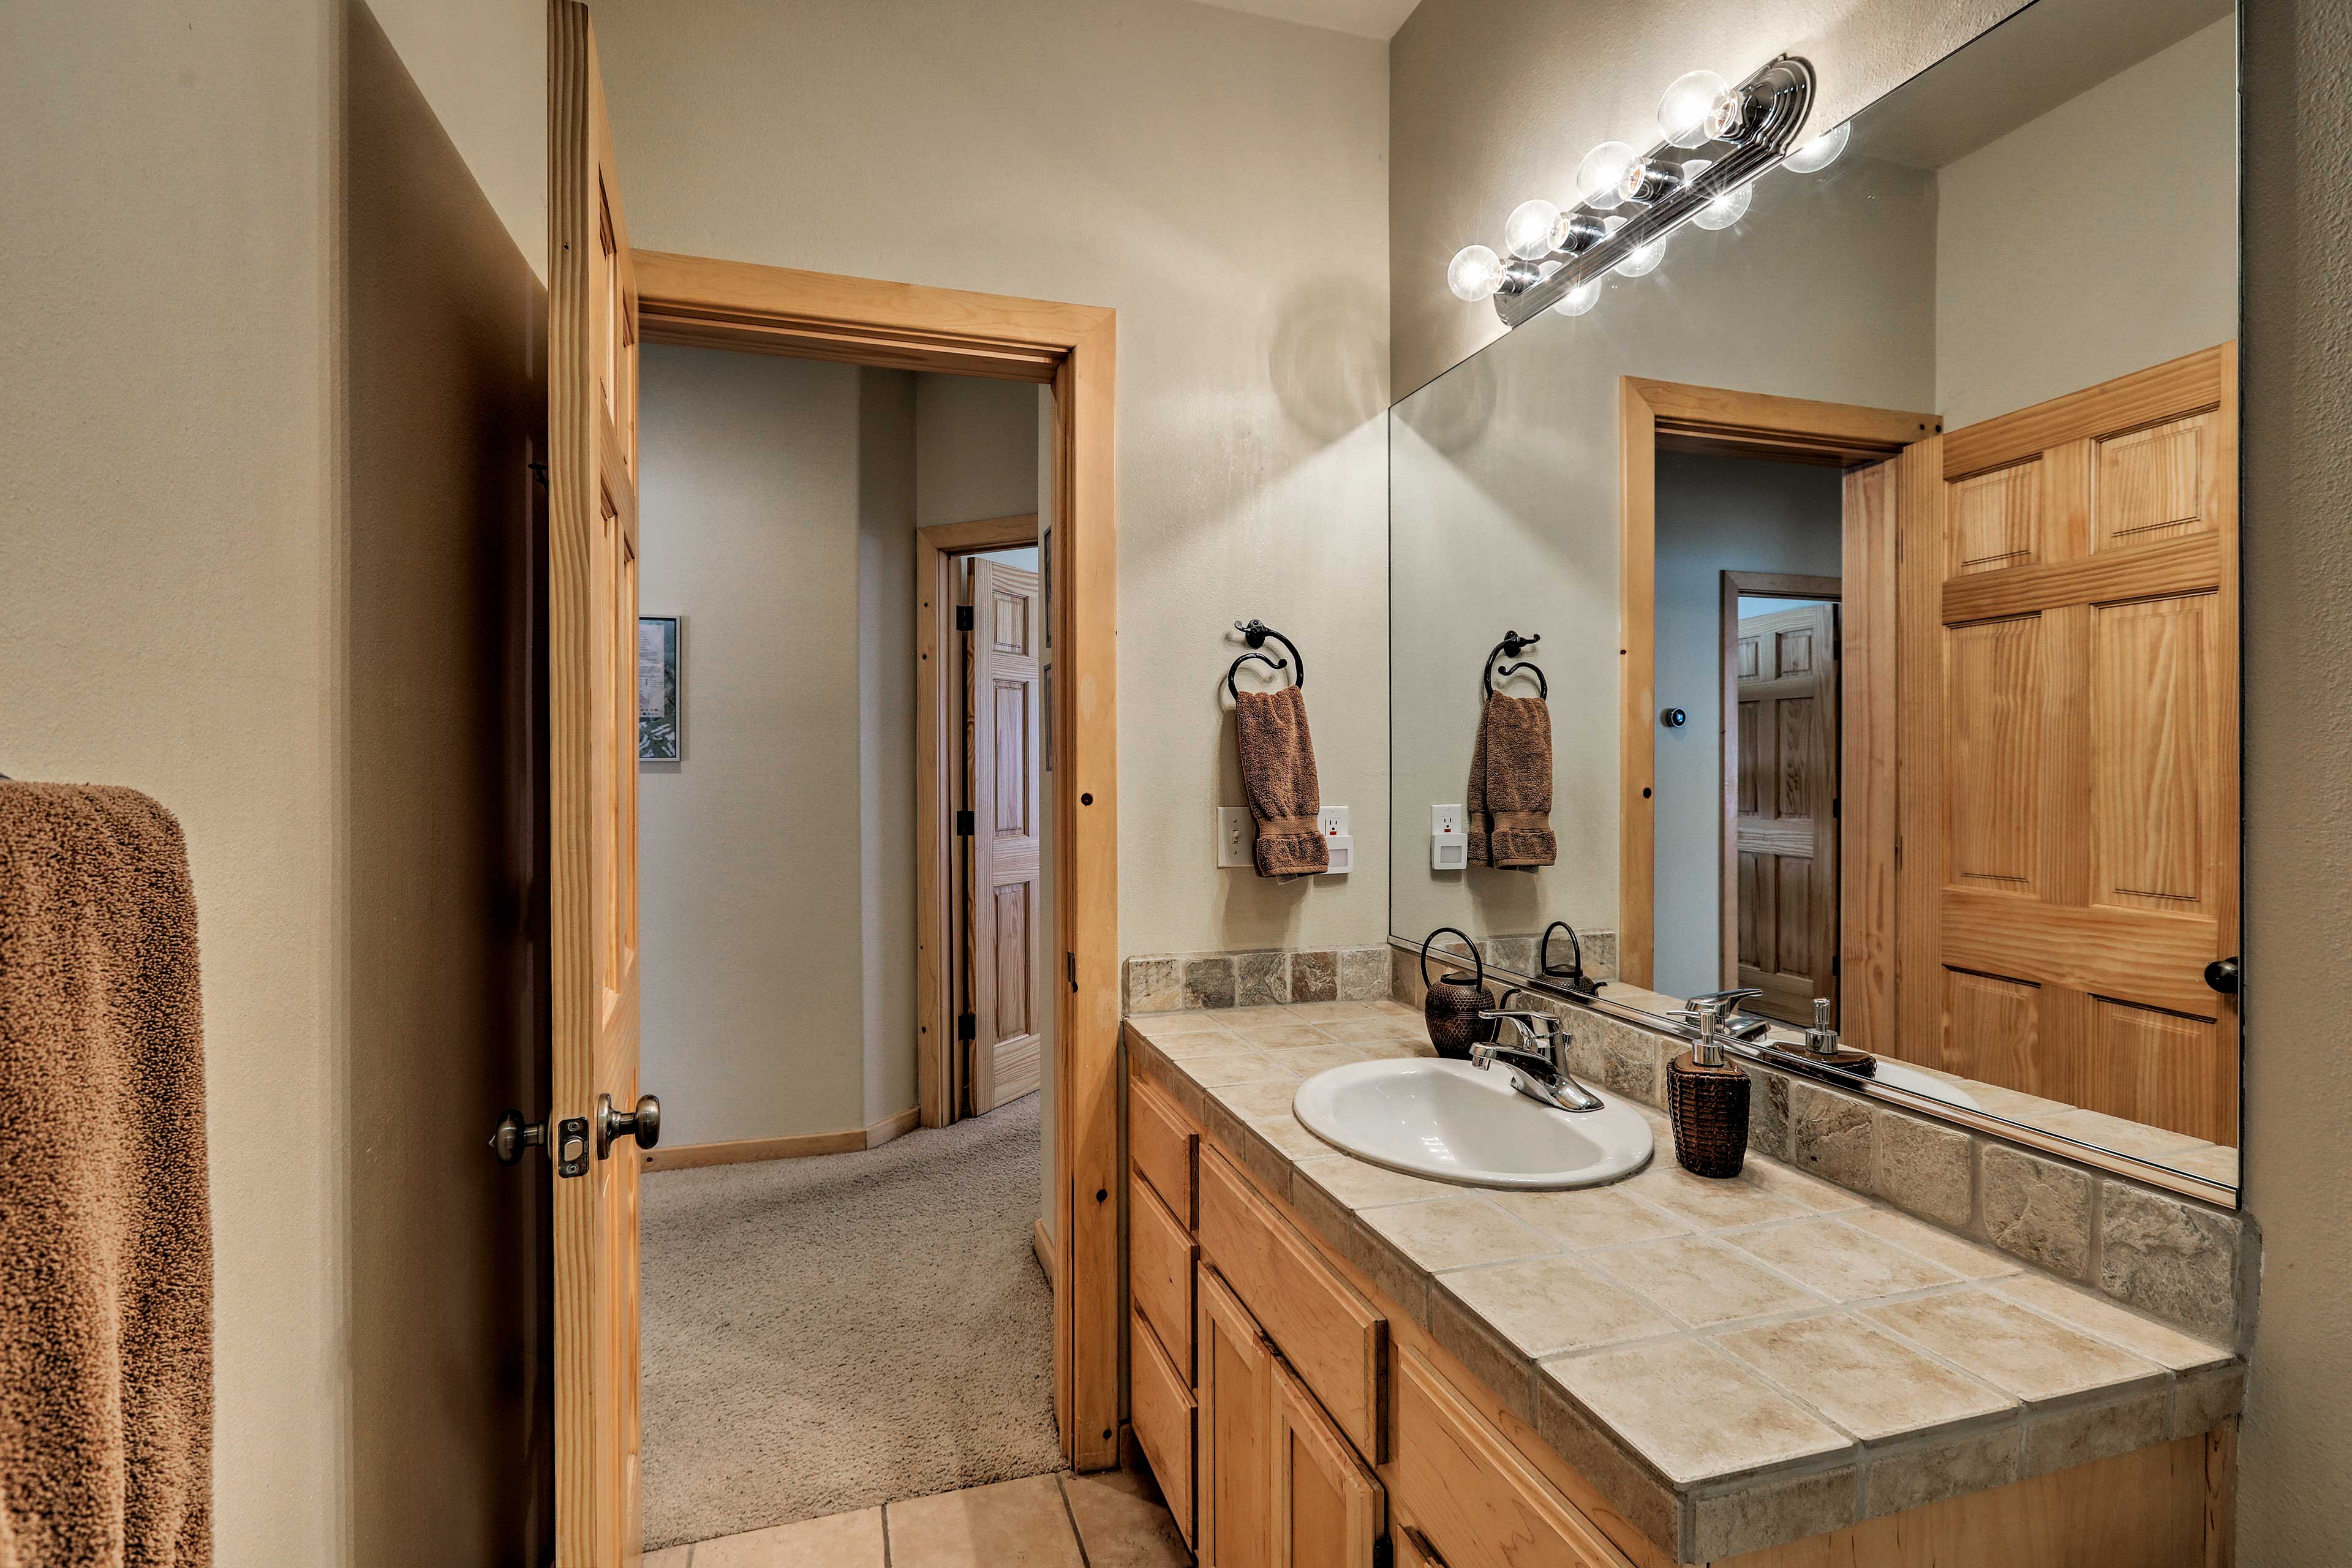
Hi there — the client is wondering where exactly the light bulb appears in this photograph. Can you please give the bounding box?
[1705,86,1752,141]
[1657,70,1729,149]
[1551,276,1602,317]
[1576,141,1637,211]
[1784,121,1850,173]
[1504,198,1563,262]
[1684,159,1752,230]
[1447,244,1505,302]
[1615,230,1668,278]
[1616,156,1684,206]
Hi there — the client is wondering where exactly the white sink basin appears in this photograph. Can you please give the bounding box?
[1291,1058,1654,1190]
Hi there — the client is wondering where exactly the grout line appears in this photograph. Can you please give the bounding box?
[1055,1471,1093,1567]
[879,1499,893,1568]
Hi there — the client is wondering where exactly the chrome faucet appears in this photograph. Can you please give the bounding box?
[1472,1009,1605,1112]
[1672,987,1771,1042]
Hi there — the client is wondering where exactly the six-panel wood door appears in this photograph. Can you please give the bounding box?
[1899,344,2239,1146]
[1731,600,1841,1025]
[965,559,1045,1114]
[1271,1359,1384,1568]
[1197,1263,1275,1568]
[548,2,646,1562]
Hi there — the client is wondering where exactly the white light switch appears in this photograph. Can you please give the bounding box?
[1215,807,1254,869]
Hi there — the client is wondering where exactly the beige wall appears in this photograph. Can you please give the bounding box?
[590,0,1393,960]
[916,374,1041,527]
[1396,1,2352,1558]
[1934,16,2237,427]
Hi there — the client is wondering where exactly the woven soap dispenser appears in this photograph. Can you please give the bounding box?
[1667,1000,1749,1178]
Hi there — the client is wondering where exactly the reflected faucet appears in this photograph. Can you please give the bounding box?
[1472,1008,1606,1112]
[1672,987,1772,1042]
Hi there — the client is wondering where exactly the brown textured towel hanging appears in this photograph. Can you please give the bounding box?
[1234,685,1329,878]
[1469,692,1556,870]
[0,783,213,1568]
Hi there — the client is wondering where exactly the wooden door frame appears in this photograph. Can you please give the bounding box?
[1718,571,1844,994]
[634,251,1120,1469]
[916,513,1040,1127]
[1619,377,1939,1054]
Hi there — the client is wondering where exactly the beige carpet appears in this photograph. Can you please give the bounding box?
[639,1093,1059,1550]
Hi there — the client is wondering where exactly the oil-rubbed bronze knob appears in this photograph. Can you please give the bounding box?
[597,1093,662,1158]
[488,1110,546,1166]
[2204,957,2240,995]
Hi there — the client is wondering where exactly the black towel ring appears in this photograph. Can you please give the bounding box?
[1482,630,1547,699]
[1227,619,1306,701]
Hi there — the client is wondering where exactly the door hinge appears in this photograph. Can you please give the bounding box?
[956,809,975,836]
[957,1011,977,1041]
[1066,952,1077,993]
[1832,796,1841,820]
[1831,954,1841,978]
[955,605,975,631]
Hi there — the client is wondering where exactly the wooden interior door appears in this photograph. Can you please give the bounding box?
[965,558,1044,1114]
[1270,1359,1384,1568]
[549,3,647,1562]
[1899,344,2239,1146]
[1727,593,1841,1025]
[1197,1264,1274,1568]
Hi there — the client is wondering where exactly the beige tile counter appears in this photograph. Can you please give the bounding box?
[1126,1001,2243,1563]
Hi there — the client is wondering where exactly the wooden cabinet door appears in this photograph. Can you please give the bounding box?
[548,2,647,1562]
[965,557,1044,1112]
[1730,598,1840,1025]
[1198,1263,1275,1568]
[1898,344,2239,1146]
[1272,1359,1384,1568]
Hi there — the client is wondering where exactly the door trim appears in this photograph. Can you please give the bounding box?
[916,513,1041,1128]
[635,251,1120,1469]
[1619,377,1939,1057]
[1719,571,1844,996]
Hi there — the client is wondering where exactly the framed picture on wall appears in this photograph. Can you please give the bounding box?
[638,615,680,761]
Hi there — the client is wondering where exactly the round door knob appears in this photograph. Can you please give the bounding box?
[597,1092,662,1157]
[488,1110,546,1166]
[2204,957,2240,995]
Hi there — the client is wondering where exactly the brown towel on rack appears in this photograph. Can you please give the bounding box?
[1234,685,1329,878]
[1471,692,1556,870]
[0,783,212,1568]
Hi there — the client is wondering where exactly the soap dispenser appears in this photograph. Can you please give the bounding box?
[1803,997,1876,1075]
[1666,1000,1749,1178]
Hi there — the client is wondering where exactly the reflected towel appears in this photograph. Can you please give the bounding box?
[1474,692,1556,870]
[1234,686,1329,878]
[0,783,213,1568]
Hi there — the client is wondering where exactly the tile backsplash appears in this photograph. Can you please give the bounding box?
[1123,946,1393,1012]
[1385,941,2259,1350]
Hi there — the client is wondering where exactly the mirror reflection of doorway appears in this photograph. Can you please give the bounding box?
[1722,575,1842,1026]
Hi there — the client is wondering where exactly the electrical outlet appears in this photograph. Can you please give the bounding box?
[1215,807,1254,869]
[1431,804,1463,836]
[1317,805,1349,839]
[1431,804,1468,872]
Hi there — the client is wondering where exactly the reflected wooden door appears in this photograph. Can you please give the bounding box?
[549,2,647,1562]
[1899,344,2239,1146]
[1728,595,1841,1025]
[965,559,1044,1114]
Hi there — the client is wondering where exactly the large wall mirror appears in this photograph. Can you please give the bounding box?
[1390,0,2241,1200]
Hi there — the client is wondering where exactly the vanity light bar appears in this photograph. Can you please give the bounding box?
[1460,57,1823,328]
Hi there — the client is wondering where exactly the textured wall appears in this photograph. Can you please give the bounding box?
[590,0,1393,961]
[2239,1,2352,1559]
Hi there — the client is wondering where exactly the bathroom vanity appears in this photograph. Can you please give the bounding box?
[1119,1001,2239,1566]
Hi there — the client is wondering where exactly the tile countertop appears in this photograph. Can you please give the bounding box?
[1125,1001,2245,1565]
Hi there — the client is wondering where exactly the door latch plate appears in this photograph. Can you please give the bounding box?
[556,1117,590,1178]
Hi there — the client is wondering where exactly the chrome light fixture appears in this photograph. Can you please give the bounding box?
[1445,56,1828,327]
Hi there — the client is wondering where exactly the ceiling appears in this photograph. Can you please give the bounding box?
[1853,0,2234,169]
[1193,0,1424,40]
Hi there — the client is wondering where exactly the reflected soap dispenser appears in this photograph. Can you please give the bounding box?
[1804,997,1876,1076]
[1666,1000,1750,1178]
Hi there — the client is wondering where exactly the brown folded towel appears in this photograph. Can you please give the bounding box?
[1464,707,1493,867]
[1,783,212,1568]
[1234,685,1329,878]
[1473,692,1556,870]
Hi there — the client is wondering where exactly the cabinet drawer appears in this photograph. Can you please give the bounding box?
[1197,1146,1386,1461]
[1131,1170,1196,1378]
[1131,1305,1197,1548]
[1131,1077,1197,1226]
[1395,1348,1632,1568]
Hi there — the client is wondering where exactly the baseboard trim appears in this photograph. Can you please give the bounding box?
[1033,1218,1056,1288]
[644,1106,922,1172]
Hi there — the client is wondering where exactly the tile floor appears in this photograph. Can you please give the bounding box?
[644,1468,1189,1568]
